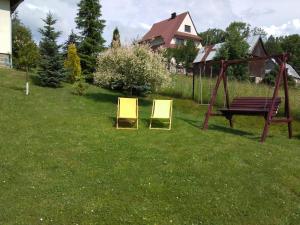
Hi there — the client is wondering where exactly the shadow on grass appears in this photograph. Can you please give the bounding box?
[0,83,24,92]
[141,118,150,127]
[84,91,153,107]
[178,116,274,142]
[30,74,40,86]
[177,117,202,129]
[209,125,255,136]
[294,134,300,140]
[109,116,146,129]
[109,116,117,127]
[85,92,118,104]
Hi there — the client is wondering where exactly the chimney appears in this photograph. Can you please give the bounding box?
[171,12,177,19]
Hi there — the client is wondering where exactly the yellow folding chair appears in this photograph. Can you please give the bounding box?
[150,99,173,130]
[117,97,138,129]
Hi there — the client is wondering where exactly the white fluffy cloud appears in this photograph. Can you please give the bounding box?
[263,19,300,36]
[16,0,300,45]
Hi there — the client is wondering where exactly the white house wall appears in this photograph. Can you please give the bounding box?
[171,38,176,44]
[0,0,11,56]
[177,14,197,35]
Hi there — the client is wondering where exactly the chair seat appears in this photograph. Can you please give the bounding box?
[219,97,281,117]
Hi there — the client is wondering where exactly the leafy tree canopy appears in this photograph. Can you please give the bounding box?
[12,12,39,70]
[215,22,250,80]
[198,28,226,46]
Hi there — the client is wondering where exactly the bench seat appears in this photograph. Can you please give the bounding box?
[219,97,281,117]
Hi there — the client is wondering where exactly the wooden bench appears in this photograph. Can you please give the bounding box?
[219,97,281,118]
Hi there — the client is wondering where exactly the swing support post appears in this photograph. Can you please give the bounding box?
[203,60,227,129]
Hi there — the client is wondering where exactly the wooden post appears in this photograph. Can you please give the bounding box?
[223,71,233,128]
[200,66,203,104]
[261,55,286,142]
[203,61,227,130]
[192,72,195,100]
[283,67,293,138]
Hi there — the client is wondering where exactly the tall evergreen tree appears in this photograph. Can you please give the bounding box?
[75,0,106,81]
[265,35,283,55]
[111,27,121,48]
[63,30,80,57]
[38,13,64,88]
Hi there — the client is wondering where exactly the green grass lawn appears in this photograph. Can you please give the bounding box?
[1,68,300,225]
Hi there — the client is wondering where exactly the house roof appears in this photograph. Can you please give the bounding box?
[286,64,300,80]
[193,35,265,64]
[141,12,201,48]
[267,59,300,80]
[11,0,23,12]
[174,31,202,41]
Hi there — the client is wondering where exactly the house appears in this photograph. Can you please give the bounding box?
[140,12,202,50]
[266,59,300,84]
[193,35,268,82]
[0,0,23,67]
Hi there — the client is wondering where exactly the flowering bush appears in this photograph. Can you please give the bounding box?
[94,44,171,95]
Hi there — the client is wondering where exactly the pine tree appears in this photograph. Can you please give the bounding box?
[75,0,106,81]
[38,13,64,88]
[64,44,82,83]
[265,35,283,55]
[111,27,121,48]
[63,30,80,57]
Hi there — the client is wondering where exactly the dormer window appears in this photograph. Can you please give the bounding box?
[185,25,191,33]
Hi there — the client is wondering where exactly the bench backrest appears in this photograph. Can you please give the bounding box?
[230,97,281,110]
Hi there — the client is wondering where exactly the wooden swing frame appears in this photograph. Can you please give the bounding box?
[202,53,293,143]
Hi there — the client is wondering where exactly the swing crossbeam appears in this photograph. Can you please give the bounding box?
[202,54,293,143]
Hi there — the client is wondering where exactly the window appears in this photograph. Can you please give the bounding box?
[185,25,191,33]
[176,38,184,46]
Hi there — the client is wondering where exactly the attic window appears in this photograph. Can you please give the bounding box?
[185,25,191,33]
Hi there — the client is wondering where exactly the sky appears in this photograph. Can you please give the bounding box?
[16,0,300,45]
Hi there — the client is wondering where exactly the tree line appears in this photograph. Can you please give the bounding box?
[198,23,300,76]
[12,3,300,92]
[12,0,115,92]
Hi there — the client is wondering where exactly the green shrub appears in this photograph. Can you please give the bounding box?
[73,81,88,96]
[94,44,171,95]
[64,44,82,83]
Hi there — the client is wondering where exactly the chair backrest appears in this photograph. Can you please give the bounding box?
[118,98,138,119]
[152,100,172,119]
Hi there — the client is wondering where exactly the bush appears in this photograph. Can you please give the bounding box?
[73,81,88,96]
[263,70,277,86]
[263,65,296,87]
[94,44,171,95]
